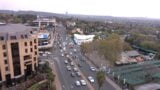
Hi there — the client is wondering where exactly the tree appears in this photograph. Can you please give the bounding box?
[96,71,105,90]
[97,34,123,65]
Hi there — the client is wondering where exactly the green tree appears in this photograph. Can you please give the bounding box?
[96,71,105,90]
[98,34,123,65]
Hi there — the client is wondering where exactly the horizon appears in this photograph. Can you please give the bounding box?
[1,0,160,19]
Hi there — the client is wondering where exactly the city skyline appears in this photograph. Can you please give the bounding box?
[0,0,160,18]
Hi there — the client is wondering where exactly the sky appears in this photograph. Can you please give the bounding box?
[0,0,160,18]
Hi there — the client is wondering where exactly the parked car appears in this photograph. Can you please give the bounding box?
[80,80,87,86]
[88,76,95,83]
[75,80,81,86]
[70,62,74,66]
[73,67,78,72]
[90,66,96,71]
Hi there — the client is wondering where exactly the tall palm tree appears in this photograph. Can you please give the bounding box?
[96,71,105,90]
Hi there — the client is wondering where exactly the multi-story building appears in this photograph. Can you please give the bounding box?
[32,18,56,27]
[0,24,38,85]
[38,30,54,50]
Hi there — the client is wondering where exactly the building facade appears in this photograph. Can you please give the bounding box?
[0,24,38,85]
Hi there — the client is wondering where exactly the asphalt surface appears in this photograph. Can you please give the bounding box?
[40,24,117,90]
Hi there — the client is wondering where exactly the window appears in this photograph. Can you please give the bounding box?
[34,39,37,43]
[30,41,32,46]
[34,57,36,61]
[5,67,8,71]
[24,55,31,60]
[4,60,8,64]
[30,48,33,52]
[24,42,27,46]
[10,36,16,40]
[30,31,33,34]
[2,45,6,50]
[35,51,37,55]
[25,49,28,53]
[34,45,37,49]
[21,35,24,39]
[0,36,4,40]
[3,52,7,57]
[25,35,28,38]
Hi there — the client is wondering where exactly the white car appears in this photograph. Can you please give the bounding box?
[88,76,95,83]
[70,62,74,66]
[64,60,68,64]
[42,53,47,56]
[66,66,71,71]
[60,50,63,52]
[45,51,51,55]
[66,54,69,58]
[80,80,87,86]
[70,52,73,55]
[75,81,81,86]
[73,49,77,52]
[73,67,78,72]
[61,53,64,57]
[90,67,96,71]
[76,72,81,77]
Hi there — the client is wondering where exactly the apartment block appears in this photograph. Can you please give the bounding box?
[0,24,38,85]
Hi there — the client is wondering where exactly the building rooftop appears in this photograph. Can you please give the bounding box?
[74,34,95,40]
[126,50,140,57]
[0,24,32,33]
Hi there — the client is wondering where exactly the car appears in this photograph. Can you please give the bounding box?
[90,66,96,71]
[78,63,82,67]
[80,80,87,86]
[42,53,47,56]
[66,66,71,71]
[71,72,76,77]
[70,52,73,55]
[73,67,78,72]
[66,54,69,58]
[88,76,95,83]
[76,72,81,77]
[75,80,81,86]
[61,53,64,57]
[64,60,68,64]
[70,62,74,66]
[60,50,63,52]
[45,51,51,55]
[73,49,77,52]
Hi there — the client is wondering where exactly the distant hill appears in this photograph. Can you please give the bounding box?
[0,10,66,17]
[1,10,160,27]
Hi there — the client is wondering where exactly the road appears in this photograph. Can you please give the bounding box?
[40,24,117,90]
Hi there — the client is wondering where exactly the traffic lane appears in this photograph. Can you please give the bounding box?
[71,45,110,90]
[77,53,116,90]
[55,50,75,90]
[52,56,71,90]
[76,55,99,90]
[77,52,116,90]
[66,45,98,90]
[51,42,75,90]
[56,49,89,90]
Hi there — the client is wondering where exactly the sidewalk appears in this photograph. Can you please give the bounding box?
[49,61,62,90]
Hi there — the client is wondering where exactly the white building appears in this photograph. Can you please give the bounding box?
[74,34,95,45]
